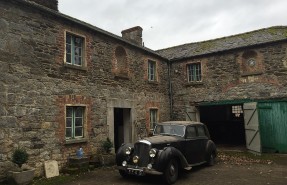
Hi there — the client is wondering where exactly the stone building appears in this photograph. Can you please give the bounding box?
[0,0,170,178]
[0,0,287,180]
[157,27,287,154]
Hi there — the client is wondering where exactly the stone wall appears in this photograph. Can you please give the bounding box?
[170,44,287,120]
[0,0,170,179]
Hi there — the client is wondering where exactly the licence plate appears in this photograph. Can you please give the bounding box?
[127,168,145,176]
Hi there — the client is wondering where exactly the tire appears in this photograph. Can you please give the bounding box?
[163,159,179,185]
[207,152,215,166]
[119,170,129,178]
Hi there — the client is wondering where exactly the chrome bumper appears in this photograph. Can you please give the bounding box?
[117,166,163,175]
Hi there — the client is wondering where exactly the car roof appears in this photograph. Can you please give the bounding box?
[158,121,204,126]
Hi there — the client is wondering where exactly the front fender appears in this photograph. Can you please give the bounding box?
[155,147,189,172]
[116,143,133,166]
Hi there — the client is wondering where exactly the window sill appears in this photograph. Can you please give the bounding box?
[241,71,263,77]
[65,138,88,145]
[185,81,203,87]
[148,81,159,85]
[64,63,87,71]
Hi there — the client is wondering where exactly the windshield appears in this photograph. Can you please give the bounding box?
[153,124,185,137]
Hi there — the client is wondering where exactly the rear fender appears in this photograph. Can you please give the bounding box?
[205,140,217,160]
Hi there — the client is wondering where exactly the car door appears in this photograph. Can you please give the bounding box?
[196,125,209,162]
[184,126,201,164]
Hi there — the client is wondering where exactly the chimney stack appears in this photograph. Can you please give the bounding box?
[121,26,143,46]
[27,0,58,11]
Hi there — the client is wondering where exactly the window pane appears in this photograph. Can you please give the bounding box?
[74,37,83,47]
[66,54,71,64]
[75,127,83,137]
[66,34,71,44]
[197,126,206,137]
[74,56,81,65]
[66,44,71,54]
[66,107,73,117]
[66,128,72,138]
[75,107,84,117]
[150,109,157,129]
[66,118,72,127]
[186,126,196,138]
[75,118,83,127]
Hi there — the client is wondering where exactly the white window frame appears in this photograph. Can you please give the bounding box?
[148,60,157,81]
[187,63,202,82]
[65,31,85,67]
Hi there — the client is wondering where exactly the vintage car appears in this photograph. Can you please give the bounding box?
[116,121,217,184]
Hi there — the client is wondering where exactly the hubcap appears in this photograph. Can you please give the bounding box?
[169,164,175,176]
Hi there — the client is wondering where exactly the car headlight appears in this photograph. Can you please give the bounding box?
[133,155,139,164]
[149,148,157,158]
[125,147,132,155]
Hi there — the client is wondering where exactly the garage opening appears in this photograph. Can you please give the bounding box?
[199,104,246,147]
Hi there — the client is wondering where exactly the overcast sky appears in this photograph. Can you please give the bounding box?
[59,0,287,50]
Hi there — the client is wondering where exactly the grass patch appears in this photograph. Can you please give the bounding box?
[30,174,77,185]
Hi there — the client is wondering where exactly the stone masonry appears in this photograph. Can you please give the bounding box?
[1,0,287,181]
[0,0,169,179]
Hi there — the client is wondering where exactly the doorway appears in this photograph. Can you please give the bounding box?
[114,108,131,152]
[200,104,246,147]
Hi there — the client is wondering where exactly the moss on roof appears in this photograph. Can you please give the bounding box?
[157,26,287,61]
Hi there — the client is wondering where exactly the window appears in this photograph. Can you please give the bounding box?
[148,60,156,81]
[187,63,201,82]
[150,109,158,130]
[66,106,85,139]
[197,126,206,137]
[66,33,84,66]
[186,126,196,139]
[232,105,243,117]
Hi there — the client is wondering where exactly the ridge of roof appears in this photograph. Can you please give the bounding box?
[9,0,166,60]
[156,26,287,61]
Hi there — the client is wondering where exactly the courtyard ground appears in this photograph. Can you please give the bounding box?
[29,149,287,185]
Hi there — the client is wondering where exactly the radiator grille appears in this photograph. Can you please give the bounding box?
[134,142,151,167]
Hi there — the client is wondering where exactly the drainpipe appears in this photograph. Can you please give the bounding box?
[168,60,173,120]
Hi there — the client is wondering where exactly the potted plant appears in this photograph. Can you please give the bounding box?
[7,148,35,185]
[100,138,115,166]
[102,137,113,154]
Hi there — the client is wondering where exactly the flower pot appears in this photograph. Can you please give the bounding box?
[7,169,35,185]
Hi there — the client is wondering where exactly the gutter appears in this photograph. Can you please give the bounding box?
[168,60,173,120]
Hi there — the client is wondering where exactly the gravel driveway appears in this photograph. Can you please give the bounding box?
[60,160,287,185]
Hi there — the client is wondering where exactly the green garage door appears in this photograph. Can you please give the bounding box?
[258,101,287,153]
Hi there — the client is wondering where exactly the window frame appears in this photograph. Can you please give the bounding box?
[65,105,86,140]
[65,31,86,67]
[187,63,202,82]
[149,109,158,131]
[148,60,157,81]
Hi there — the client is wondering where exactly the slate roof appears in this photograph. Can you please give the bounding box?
[156,26,287,61]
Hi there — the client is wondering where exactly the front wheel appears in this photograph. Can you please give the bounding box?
[119,170,129,178]
[163,159,179,185]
